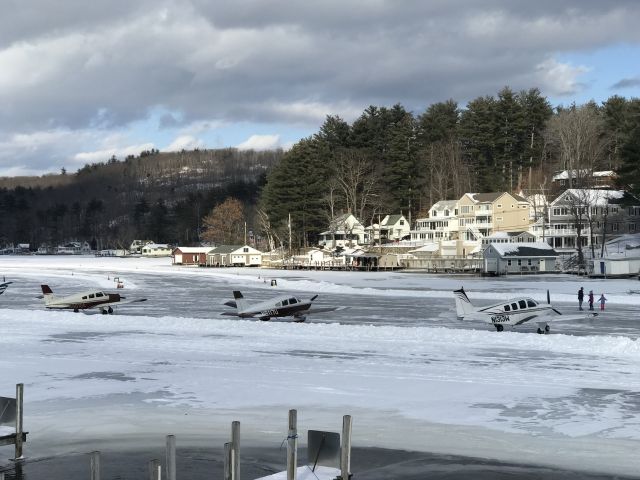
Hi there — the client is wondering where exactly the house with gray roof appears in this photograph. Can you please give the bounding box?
[483,242,558,275]
[206,245,263,267]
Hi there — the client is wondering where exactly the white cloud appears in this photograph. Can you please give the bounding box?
[74,142,155,164]
[164,135,204,152]
[236,134,283,151]
[535,58,590,96]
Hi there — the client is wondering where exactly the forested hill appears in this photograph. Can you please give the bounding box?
[260,88,640,248]
[0,148,282,249]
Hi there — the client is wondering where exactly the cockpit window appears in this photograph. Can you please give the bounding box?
[89,293,95,299]
[527,299,537,308]
[504,305,511,312]
[518,300,527,309]
[82,296,87,300]
[289,298,297,304]
[282,299,289,306]
[511,302,518,310]
[96,292,104,298]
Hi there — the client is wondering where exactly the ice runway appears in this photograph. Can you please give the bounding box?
[1,256,640,477]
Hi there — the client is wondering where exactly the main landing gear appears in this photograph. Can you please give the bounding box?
[494,324,504,332]
[101,306,114,315]
[537,324,550,334]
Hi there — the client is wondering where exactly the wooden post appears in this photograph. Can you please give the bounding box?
[166,435,176,480]
[340,415,352,480]
[148,459,161,480]
[286,409,298,480]
[90,451,101,480]
[223,442,232,480]
[231,421,240,480]
[15,383,24,460]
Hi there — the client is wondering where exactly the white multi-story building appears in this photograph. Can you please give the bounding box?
[528,189,640,255]
[410,193,532,257]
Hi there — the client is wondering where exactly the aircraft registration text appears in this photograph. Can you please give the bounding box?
[491,314,510,324]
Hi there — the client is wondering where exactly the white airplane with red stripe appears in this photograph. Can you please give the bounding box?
[40,284,147,314]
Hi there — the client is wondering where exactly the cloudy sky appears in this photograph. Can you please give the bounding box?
[1,1,640,176]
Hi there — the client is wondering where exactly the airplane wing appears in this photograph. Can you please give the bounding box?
[548,312,599,322]
[0,281,13,295]
[84,298,148,309]
[305,306,345,315]
[101,298,147,307]
[220,311,242,317]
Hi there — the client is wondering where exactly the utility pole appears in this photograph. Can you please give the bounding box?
[288,213,292,258]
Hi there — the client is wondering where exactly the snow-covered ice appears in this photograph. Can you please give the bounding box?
[1,256,640,476]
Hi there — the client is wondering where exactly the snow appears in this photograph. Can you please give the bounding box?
[1,257,640,476]
[256,466,340,480]
[489,242,555,256]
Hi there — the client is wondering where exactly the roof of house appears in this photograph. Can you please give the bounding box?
[487,242,558,257]
[209,245,245,254]
[382,214,404,226]
[173,246,214,254]
[553,170,616,181]
[469,192,529,203]
[553,189,626,206]
[432,200,457,209]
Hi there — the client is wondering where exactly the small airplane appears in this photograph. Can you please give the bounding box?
[453,287,596,334]
[0,281,12,295]
[222,290,340,322]
[40,284,147,314]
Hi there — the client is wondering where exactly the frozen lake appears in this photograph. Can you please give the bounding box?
[1,256,640,477]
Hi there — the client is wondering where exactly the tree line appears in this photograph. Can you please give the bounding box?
[0,148,280,249]
[259,88,640,248]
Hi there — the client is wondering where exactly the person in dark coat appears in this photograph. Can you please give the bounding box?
[578,287,584,310]
[588,290,594,311]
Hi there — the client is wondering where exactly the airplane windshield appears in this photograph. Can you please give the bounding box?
[527,299,537,307]
[289,298,297,304]
[96,292,104,297]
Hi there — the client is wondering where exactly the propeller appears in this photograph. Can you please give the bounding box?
[547,289,562,315]
[310,294,318,302]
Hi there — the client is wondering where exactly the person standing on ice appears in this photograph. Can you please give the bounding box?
[598,293,607,311]
[578,287,584,310]
[588,290,594,311]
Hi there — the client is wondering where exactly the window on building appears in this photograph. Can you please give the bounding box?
[630,224,637,232]
[612,223,619,232]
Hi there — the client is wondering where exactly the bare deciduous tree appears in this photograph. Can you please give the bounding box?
[201,197,245,245]
[545,105,609,188]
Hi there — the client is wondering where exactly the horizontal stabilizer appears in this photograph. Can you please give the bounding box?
[224,300,238,308]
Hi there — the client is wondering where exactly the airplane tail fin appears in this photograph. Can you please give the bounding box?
[232,290,249,312]
[41,285,56,305]
[453,287,474,320]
